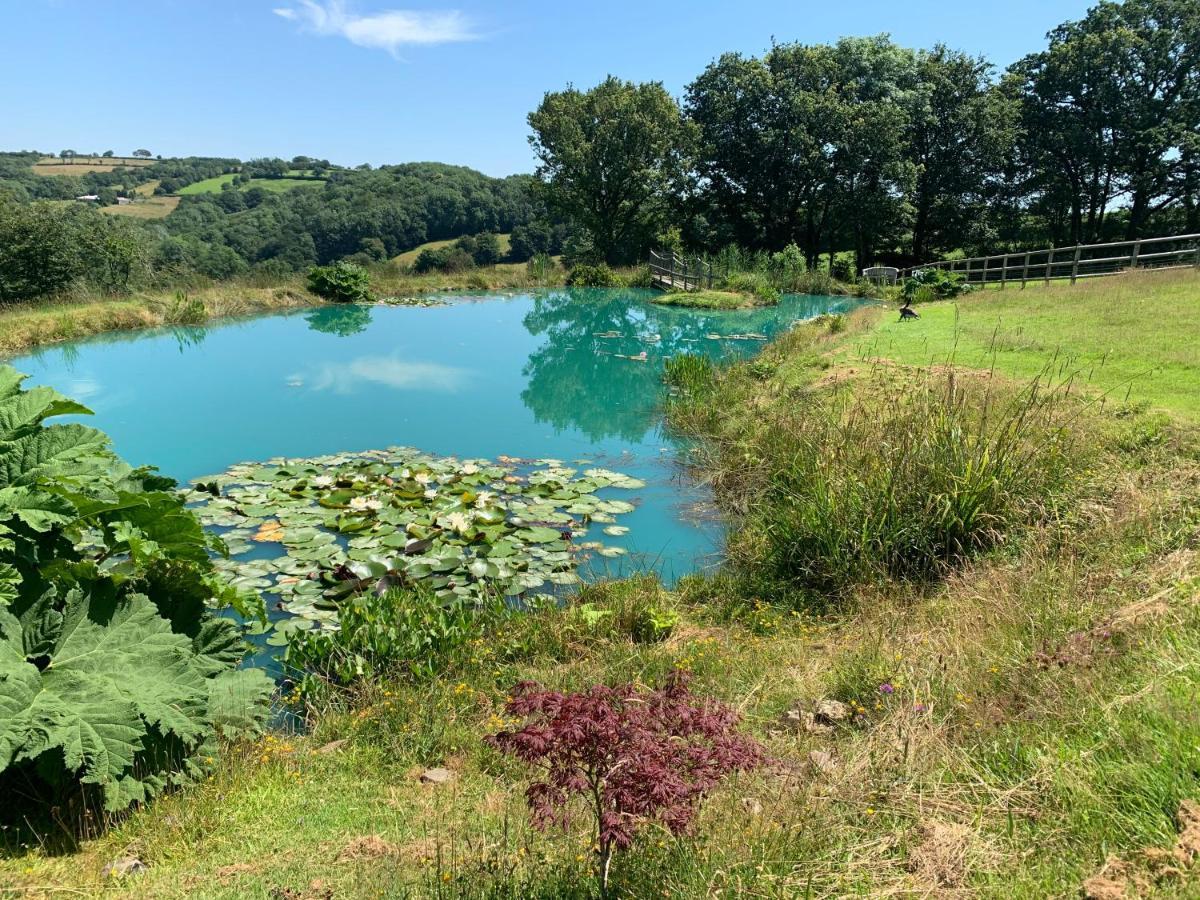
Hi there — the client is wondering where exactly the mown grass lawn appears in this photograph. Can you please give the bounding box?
[837,268,1200,421]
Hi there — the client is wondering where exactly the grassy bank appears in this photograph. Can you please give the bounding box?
[0,284,316,358]
[651,289,770,309]
[0,263,573,358]
[3,269,1198,899]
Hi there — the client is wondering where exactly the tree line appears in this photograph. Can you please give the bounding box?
[528,0,1199,269]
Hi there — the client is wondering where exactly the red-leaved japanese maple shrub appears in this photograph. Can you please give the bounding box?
[487,672,765,894]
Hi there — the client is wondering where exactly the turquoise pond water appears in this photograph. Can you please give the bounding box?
[12,288,859,585]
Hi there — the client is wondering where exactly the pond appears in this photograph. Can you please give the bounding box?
[13,288,858,606]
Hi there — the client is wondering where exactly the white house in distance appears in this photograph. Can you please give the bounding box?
[74,194,100,202]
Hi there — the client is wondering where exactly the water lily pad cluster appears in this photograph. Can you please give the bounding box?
[188,447,643,642]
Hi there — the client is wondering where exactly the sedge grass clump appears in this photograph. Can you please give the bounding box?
[710,370,1086,602]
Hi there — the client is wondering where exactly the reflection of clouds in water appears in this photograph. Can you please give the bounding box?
[65,378,101,400]
[301,356,474,394]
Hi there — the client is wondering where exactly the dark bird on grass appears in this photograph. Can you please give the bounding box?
[898,299,920,322]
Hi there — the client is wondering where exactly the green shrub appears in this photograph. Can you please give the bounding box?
[632,604,680,643]
[830,255,855,282]
[663,353,717,396]
[901,267,968,302]
[567,262,620,287]
[306,260,372,303]
[0,366,270,826]
[624,264,654,288]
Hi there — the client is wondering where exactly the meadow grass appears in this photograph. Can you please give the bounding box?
[2,266,1199,898]
[100,195,181,219]
[392,234,514,266]
[0,263,572,358]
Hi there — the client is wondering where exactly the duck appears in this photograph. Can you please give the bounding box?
[898,299,920,322]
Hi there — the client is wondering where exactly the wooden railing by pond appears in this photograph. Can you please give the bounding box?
[899,232,1200,288]
[649,250,716,291]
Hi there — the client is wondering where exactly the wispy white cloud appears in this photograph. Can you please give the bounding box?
[272,1,480,56]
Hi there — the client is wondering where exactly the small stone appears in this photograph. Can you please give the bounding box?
[314,739,348,755]
[102,857,146,878]
[814,699,851,724]
[807,750,837,775]
[419,767,454,785]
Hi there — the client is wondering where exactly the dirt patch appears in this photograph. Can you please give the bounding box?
[1082,800,1200,897]
[907,819,976,889]
[215,861,261,881]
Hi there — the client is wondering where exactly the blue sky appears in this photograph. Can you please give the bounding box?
[4,0,1095,176]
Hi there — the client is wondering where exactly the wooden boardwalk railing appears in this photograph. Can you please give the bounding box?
[649,250,715,291]
[900,232,1200,288]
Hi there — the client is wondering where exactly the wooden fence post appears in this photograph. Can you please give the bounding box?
[1021,251,1030,289]
[1070,244,1082,284]
[1044,248,1055,286]
[1000,254,1009,290]
[1193,240,1199,269]
[1130,240,1141,270]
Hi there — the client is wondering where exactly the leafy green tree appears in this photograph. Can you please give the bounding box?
[102,149,114,158]
[471,232,502,266]
[1004,0,1199,242]
[528,76,689,264]
[907,46,1018,260]
[133,148,152,159]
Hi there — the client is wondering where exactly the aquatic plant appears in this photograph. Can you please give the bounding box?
[188,449,643,645]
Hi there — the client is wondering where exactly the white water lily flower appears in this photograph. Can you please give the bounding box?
[349,496,382,511]
[351,473,368,483]
[442,511,472,533]
[413,472,432,485]
[424,488,438,499]
[460,463,480,475]
[474,491,495,508]
[311,475,334,488]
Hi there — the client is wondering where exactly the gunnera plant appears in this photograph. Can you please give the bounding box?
[0,365,271,833]
[306,260,372,303]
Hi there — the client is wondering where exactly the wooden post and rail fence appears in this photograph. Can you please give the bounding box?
[900,231,1200,288]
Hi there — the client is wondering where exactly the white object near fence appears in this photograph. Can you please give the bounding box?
[862,266,899,286]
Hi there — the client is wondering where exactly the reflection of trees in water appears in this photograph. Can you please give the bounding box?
[519,288,859,443]
[305,304,373,337]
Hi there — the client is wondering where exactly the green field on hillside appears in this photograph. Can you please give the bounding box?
[178,173,325,195]
[393,233,513,265]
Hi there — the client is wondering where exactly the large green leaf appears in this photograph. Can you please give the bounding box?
[0,590,214,810]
